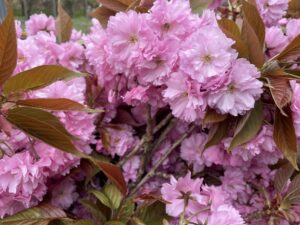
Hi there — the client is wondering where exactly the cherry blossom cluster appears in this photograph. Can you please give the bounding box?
[2,0,300,224]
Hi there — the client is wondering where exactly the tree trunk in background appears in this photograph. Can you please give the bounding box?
[52,0,56,17]
[27,0,33,16]
[84,0,88,16]
[22,0,28,19]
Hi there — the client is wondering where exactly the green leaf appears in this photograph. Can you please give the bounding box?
[70,220,96,225]
[204,119,229,149]
[228,101,263,152]
[103,184,124,209]
[274,35,300,61]
[163,219,170,225]
[273,106,298,170]
[0,2,17,86]
[218,18,249,58]
[56,0,73,43]
[203,108,227,124]
[91,184,124,210]
[189,0,213,14]
[281,173,300,209]
[16,98,100,113]
[3,65,82,96]
[90,190,112,209]
[80,199,107,223]
[274,163,294,194]
[116,198,135,223]
[130,217,146,225]
[6,107,84,157]
[0,204,70,225]
[136,202,167,225]
[104,221,125,225]
[241,0,265,68]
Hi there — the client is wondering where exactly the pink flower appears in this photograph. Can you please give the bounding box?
[36,142,79,177]
[83,19,111,86]
[161,172,207,218]
[15,20,23,38]
[265,26,288,58]
[197,10,218,27]
[25,14,56,35]
[208,204,245,225]
[221,167,247,201]
[179,26,236,83]
[57,42,84,70]
[123,85,166,107]
[15,36,46,73]
[50,178,78,209]
[163,71,207,122]
[208,59,263,116]
[148,0,197,39]
[122,156,140,182]
[256,0,289,27]
[97,125,138,157]
[180,132,215,172]
[106,11,155,75]
[287,19,300,41]
[0,152,47,218]
[137,38,179,85]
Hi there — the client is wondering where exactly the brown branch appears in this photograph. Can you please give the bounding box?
[117,112,173,166]
[129,124,196,196]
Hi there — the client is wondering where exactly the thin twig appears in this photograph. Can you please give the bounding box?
[117,112,173,166]
[28,137,40,161]
[150,118,176,155]
[129,124,196,196]
[153,113,173,133]
[136,105,154,181]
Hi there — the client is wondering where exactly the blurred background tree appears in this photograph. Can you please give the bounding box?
[12,0,99,32]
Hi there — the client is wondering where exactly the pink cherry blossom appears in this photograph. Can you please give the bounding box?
[256,0,289,27]
[25,14,56,35]
[208,204,245,225]
[163,71,207,122]
[179,26,236,83]
[208,59,263,116]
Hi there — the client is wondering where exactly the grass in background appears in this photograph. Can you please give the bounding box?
[73,17,91,33]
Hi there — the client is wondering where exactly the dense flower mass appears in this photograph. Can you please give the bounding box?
[2,0,300,224]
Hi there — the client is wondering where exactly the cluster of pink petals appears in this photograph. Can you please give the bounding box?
[83,0,263,122]
[3,0,300,223]
[0,14,95,217]
[256,0,289,27]
[161,173,245,224]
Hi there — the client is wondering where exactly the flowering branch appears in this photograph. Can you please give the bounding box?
[117,112,173,166]
[129,124,196,196]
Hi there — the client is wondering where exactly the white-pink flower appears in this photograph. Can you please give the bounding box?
[161,172,207,218]
[256,0,289,27]
[163,71,207,122]
[208,59,263,116]
[208,204,245,225]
